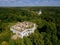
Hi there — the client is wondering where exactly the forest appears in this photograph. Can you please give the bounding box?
[0,7,60,45]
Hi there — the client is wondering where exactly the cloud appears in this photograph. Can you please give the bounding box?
[0,0,16,2]
[0,0,60,6]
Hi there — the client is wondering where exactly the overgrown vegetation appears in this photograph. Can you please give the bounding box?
[0,7,60,45]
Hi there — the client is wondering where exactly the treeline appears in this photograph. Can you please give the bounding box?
[0,7,60,45]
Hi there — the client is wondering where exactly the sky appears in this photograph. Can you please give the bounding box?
[0,0,60,6]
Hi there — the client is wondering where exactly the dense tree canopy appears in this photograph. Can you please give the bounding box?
[0,7,60,45]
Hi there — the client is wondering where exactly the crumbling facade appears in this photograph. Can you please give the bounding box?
[10,21,37,38]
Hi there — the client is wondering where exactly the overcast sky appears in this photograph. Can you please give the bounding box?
[0,0,60,6]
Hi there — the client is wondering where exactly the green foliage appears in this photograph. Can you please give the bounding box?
[29,31,44,45]
[15,38,25,45]
[8,39,16,45]
[0,7,60,45]
[23,37,33,45]
[1,41,8,45]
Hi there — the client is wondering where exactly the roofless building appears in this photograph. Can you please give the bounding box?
[10,21,37,38]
